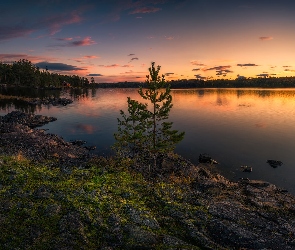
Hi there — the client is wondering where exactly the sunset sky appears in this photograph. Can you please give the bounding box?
[1,0,295,82]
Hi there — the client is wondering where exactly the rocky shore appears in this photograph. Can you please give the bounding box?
[0,94,73,106]
[0,111,91,168]
[0,111,295,249]
[27,96,73,106]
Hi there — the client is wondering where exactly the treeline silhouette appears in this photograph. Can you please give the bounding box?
[1,59,295,89]
[97,77,295,88]
[0,59,90,88]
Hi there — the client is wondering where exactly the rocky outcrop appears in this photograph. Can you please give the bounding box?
[0,111,90,167]
[0,110,57,128]
[184,166,295,249]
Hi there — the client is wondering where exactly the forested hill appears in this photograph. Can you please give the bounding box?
[0,59,90,88]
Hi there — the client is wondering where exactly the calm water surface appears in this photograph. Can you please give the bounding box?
[1,88,295,194]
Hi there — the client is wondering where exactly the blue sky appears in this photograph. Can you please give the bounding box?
[1,0,295,82]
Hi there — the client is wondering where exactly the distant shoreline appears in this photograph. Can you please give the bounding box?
[2,75,295,89]
[92,76,295,89]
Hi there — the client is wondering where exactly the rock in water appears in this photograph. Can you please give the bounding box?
[267,160,283,168]
[241,165,253,172]
[199,153,218,164]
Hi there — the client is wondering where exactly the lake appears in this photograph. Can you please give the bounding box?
[1,87,295,194]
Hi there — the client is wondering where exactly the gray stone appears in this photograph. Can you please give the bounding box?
[45,204,61,216]
[126,205,160,230]
[124,224,158,246]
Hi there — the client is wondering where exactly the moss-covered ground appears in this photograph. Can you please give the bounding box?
[0,155,204,249]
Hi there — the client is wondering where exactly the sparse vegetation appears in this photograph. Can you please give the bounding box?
[0,154,203,249]
[114,62,185,168]
[1,151,295,249]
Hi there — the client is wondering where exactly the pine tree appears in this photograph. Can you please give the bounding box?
[114,62,185,168]
[138,62,185,166]
[114,97,150,159]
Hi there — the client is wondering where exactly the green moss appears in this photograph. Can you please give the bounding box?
[0,154,206,248]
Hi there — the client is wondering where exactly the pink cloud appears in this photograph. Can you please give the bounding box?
[190,60,205,66]
[237,63,259,67]
[259,36,273,41]
[70,37,96,46]
[0,26,34,41]
[99,64,136,68]
[165,36,174,40]
[45,11,82,35]
[99,64,120,68]
[83,55,99,59]
[128,57,139,63]
[120,70,146,75]
[0,53,56,63]
[72,57,97,64]
[0,10,82,41]
[129,7,161,14]
[122,64,134,68]
[56,37,73,41]
[0,53,29,60]
[204,65,232,71]
[99,0,166,23]
[203,65,233,76]
[120,70,134,74]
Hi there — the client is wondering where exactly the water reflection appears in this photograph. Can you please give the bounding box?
[197,89,205,97]
[171,89,295,194]
[67,88,90,100]
[0,85,61,98]
[174,88,295,100]
[72,124,97,134]
[0,99,42,113]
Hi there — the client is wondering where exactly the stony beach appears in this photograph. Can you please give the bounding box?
[0,111,91,168]
[0,111,295,249]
